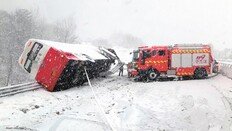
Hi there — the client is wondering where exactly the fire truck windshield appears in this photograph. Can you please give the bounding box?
[132,50,139,61]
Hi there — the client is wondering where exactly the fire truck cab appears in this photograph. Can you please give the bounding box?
[128,44,214,81]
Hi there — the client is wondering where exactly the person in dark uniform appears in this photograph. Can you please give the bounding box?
[119,64,124,76]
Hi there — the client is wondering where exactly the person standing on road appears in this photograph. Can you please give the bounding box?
[119,64,124,76]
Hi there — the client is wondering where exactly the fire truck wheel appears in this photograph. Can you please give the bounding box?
[148,70,158,81]
[194,68,207,79]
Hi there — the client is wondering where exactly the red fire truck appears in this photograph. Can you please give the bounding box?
[127,44,214,81]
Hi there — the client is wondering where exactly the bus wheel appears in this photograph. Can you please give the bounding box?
[194,68,207,79]
[148,69,158,81]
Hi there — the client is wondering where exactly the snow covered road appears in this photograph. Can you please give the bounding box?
[0,74,232,131]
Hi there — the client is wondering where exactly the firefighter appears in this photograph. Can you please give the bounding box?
[119,64,124,76]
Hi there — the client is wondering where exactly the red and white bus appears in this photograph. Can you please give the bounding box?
[19,39,116,91]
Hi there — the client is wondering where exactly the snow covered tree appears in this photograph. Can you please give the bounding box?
[0,9,44,86]
[6,9,35,85]
[0,10,13,86]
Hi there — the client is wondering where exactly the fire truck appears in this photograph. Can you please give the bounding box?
[127,44,214,81]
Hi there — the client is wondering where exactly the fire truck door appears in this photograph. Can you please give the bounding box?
[155,49,168,71]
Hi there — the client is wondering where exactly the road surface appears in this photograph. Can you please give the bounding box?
[0,74,232,130]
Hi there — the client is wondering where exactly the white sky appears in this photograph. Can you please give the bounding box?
[1,0,232,49]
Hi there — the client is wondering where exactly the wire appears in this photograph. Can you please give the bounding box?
[84,67,116,131]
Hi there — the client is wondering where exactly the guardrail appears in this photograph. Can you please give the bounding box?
[219,61,232,79]
[0,82,41,98]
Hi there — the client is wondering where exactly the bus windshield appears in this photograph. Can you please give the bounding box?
[24,42,43,73]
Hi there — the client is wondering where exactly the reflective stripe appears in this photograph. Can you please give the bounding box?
[172,49,210,54]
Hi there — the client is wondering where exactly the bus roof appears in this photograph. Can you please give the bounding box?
[29,39,108,60]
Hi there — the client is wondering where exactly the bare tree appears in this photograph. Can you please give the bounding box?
[53,16,78,43]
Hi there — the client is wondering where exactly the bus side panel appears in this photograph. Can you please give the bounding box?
[35,47,69,91]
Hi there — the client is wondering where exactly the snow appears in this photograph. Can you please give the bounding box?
[30,39,109,60]
[219,61,232,65]
[1,46,232,130]
[113,46,134,63]
[220,61,232,79]
[0,74,232,130]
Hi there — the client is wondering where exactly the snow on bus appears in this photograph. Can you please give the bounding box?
[18,39,116,91]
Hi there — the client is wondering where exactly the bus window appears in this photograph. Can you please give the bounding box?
[24,42,43,73]
[24,59,32,72]
[32,44,39,52]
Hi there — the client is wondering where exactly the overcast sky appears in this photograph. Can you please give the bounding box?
[1,0,232,49]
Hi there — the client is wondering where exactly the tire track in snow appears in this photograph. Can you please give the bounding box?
[90,76,138,129]
[208,76,232,130]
